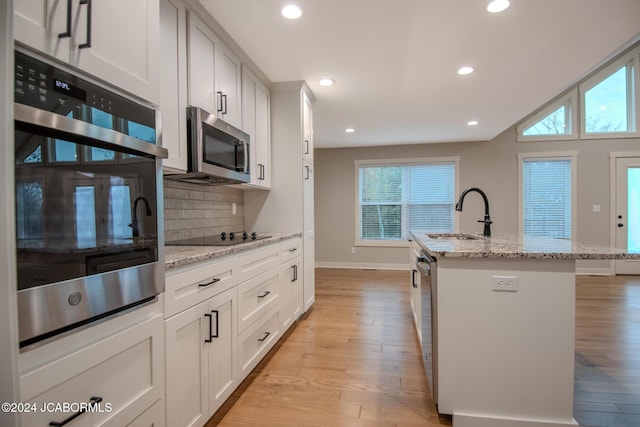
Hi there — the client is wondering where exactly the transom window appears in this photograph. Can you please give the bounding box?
[517,43,639,141]
[356,158,458,245]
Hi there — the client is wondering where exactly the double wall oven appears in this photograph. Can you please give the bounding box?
[14,49,168,349]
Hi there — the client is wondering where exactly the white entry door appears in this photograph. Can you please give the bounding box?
[615,157,640,274]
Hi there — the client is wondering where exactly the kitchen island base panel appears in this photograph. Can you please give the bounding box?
[453,412,578,427]
[437,258,576,426]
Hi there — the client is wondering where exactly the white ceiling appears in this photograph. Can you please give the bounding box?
[200,0,640,148]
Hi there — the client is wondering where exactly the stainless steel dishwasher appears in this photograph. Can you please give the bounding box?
[416,249,438,404]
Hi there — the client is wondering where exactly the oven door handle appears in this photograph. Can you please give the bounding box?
[14,103,168,159]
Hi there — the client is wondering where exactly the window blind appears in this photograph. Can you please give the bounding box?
[522,159,572,238]
[359,162,455,240]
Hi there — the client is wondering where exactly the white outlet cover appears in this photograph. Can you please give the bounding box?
[492,275,519,292]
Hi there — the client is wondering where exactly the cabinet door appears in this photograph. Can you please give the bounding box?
[187,11,216,113]
[303,160,315,311]
[207,287,238,415]
[280,257,302,330]
[14,0,70,61]
[215,42,242,128]
[242,67,271,189]
[160,0,188,172]
[165,304,208,427]
[15,0,160,103]
[72,0,160,103]
[302,91,314,163]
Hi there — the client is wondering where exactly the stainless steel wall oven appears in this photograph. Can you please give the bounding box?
[14,49,168,349]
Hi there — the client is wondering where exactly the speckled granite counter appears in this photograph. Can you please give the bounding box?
[410,231,640,260]
[164,232,301,270]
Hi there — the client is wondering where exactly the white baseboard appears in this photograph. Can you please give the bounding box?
[575,266,613,276]
[315,261,409,271]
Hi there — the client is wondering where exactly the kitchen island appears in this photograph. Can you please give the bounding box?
[410,231,640,427]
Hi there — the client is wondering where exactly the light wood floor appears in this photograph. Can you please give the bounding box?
[207,269,640,427]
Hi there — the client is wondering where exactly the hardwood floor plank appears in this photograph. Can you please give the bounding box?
[208,269,640,427]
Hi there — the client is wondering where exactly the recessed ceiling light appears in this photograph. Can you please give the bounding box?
[345,128,355,133]
[457,66,474,75]
[487,0,510,13]
[318,78,335,87]
[467,120,479,126]
[281,4,304,19]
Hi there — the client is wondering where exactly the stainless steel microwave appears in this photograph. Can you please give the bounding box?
[181,106,250,185]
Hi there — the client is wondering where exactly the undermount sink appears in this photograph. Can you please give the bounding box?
[426,233,484,240]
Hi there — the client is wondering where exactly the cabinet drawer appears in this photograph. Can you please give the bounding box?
[236,244,280,283]
[279,237,302,262]
[238,307,281,380]
[20,314,163,427]
[237,267,280,333]
[165,255,237,318]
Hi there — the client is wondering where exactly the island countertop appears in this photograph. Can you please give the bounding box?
[164,232,301,270]
[410,231,640,260]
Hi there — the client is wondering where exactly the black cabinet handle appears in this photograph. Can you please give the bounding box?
[78,0,92,49]
[305,165,310,180]
[291,264,298,282]
[204,310,219,342]
[411,269,418,288]
[257,291,271,299]
[222,94,228,115]
[216,91,223,113]
[199,277,220,287]
[58,0,72,38]
[257,331,270,342]
[618,223,624,228]
[304,139,309,155]
[289,247,297,252]
[49,396,102,426]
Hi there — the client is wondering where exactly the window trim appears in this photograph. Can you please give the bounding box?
[516,89,578,142]
[354,156,460,247]
[517,151,578,240]
[579,47,639,140]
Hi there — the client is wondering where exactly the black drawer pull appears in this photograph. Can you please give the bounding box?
[288,247,298,252]
[257,332,270,342]
[257,291,271,299]
[199,278,220,287]
[49,396,102,426]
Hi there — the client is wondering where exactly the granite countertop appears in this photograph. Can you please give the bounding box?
[410,231,640,260]
[164,232,302,270]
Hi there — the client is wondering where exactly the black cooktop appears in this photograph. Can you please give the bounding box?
[167,232,271,246]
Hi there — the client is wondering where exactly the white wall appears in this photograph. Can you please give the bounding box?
[314,126,640,272]
[1,1,21,426]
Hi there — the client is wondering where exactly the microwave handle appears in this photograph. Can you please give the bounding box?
[241,139,249,173]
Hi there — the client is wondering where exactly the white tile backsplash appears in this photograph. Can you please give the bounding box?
[163,179,244,242]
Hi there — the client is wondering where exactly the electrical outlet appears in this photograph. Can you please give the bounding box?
[351,247,356,254]
[232,203,237,215]
[492,275,519,292]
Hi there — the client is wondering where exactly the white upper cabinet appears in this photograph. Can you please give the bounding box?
[187,11,242,128]
[160,0,188,172]
[242,65,271,189]
[14,0,160,104]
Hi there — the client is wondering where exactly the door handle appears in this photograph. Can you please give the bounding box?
[78,0,92,49]
[58,0,72,39]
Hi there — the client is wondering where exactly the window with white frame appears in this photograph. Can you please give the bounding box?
[516,43,640,141]
[517,90,577,141]
[356,159,457,244]
[581,52,637,136]
[518,152,577,239]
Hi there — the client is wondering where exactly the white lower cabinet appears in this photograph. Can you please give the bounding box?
[164,237,302,427]
[20,312,164,427]
[165,287,237,427]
